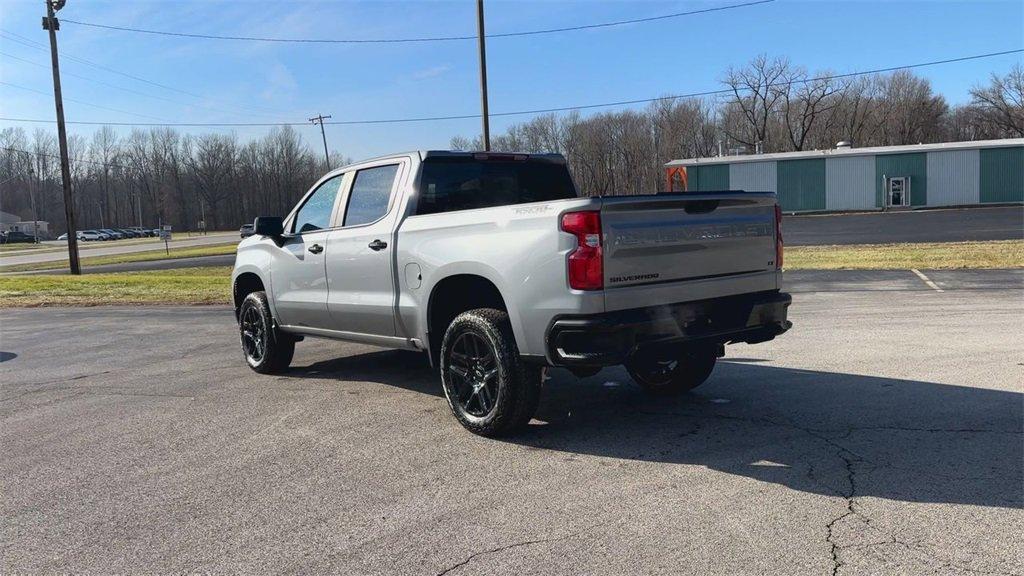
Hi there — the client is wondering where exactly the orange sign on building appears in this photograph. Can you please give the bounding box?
[664,166,688,192]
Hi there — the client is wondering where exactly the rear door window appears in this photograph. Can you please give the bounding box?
[343,164,400,226]
[416,158,577,215]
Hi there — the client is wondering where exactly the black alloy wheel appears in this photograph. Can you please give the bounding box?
[240,304,266,366]
[447,331,501,418]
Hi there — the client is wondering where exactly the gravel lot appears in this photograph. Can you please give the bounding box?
[1,272,1021,575]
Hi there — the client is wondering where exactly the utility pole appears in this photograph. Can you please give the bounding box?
[28,163,38,244]
[309,114,332,170]
[476,0,491,151]
[43,0,80,274]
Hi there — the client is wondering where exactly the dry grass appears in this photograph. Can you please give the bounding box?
[0,243,61,253]
[785,240,1024,270]
[0,266,232,307]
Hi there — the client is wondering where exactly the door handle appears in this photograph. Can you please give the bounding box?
[368,239,388,251]
[308,243,324,254]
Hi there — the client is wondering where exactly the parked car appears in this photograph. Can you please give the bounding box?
[99,228,124,240]
[231,151,792,436]
[239,223,254,238]
[57,230,101,241]
[1,231,37,244]
[116,228,137,238]
[130,227,154,237]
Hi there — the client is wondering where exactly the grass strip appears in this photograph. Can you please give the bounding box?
[0,266,231,307]
[785,240,1023,270]
[1,241,1019,308]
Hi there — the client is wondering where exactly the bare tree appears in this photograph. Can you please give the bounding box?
[722,55,791,151]
[781,68,842,151]
[877,71,949,145]
[969,64,1024,137]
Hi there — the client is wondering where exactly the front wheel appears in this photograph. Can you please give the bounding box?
[626,345,718,395]
[439,308,541,437]
[238,291,295,374]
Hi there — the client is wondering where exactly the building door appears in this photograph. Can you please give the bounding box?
[887,177,910,207]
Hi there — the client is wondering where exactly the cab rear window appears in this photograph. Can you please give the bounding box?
[416,158,577,216]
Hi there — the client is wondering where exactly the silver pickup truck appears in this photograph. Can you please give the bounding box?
[232,151,791,436]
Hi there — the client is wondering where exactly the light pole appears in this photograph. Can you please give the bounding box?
[43,0,81,273]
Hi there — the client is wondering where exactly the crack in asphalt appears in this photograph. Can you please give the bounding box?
[435,523,605,575]
[637,408,1021,576]
[0,370,116,403]
[819,425,1022,437]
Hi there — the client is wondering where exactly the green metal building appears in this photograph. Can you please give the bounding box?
[665,139,1024,212]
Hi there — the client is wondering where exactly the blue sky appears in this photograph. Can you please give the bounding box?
[1,0,1021,160]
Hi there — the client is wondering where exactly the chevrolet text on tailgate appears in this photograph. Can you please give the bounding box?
[232,151,792,437]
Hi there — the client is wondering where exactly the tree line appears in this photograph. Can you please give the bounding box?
[452,60,1023,196]
[1,58,1020,235]
[0,125,348,235]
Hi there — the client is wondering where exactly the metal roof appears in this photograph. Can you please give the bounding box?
[665,138,1024,167]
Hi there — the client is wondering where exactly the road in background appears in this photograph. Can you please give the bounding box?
[1,272,1020,574]
[785,205,1023,246]
[1,253,238,275]
[0,231,239,267]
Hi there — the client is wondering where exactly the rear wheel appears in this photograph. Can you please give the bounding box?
[239,291,295,374]
[626,345,717,395]
[440,308,541,437]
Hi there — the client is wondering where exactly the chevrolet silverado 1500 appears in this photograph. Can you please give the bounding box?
[232,151,791,436]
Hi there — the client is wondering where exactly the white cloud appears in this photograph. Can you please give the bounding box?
[260,62,298,102]
[412,65,452,80]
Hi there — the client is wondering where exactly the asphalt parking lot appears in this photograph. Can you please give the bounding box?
[1,271,1021,574]
[785,205,1023,246]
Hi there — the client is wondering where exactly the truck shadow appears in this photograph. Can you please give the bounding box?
[518,360,1023,510]
[287,351,1022,509]
[288,349,442,398]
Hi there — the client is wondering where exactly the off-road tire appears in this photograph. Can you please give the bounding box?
[439,308,542,437]
[626,345,717,395]
[238,291,295,374]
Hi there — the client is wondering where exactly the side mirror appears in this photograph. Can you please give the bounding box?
[253,216,284,237]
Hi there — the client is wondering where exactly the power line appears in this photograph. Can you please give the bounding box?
[0,80,170,121]
[58,0,775,44]
[2,146,131,171]
[0,30,290,117]
[2,48,1021,128]
[0,50,296,122]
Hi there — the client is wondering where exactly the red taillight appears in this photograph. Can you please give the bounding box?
[774,204,784,269]
[561,210,603,290]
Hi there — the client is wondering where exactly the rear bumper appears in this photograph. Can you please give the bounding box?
[546,290,791,366]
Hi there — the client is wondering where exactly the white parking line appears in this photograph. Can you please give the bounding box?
[911,268,944,292]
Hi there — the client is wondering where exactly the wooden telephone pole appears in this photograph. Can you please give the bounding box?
[476,0,491,151]
[309,114,332,170]
[43,0,81,274]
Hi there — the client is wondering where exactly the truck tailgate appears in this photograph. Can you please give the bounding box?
[600,192,778,293]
